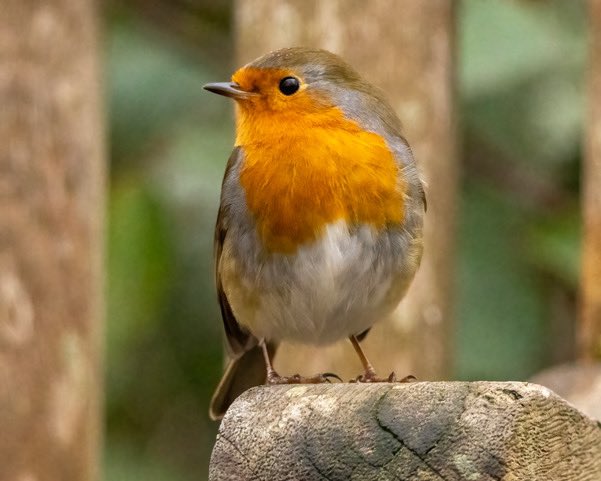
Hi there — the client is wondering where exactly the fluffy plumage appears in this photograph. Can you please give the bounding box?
[208,47,425,420]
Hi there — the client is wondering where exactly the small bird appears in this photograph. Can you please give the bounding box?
[205,47,425,420]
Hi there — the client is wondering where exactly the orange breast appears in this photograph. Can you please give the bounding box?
[237,105,405,253]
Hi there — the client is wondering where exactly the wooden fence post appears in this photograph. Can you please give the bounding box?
[210,383,601,480]
[0,1,105,480]
[234,0,457,382]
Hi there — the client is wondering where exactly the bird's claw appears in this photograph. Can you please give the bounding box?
[321,372,343,383]
[266,371,342,385]
[351,371,417,383]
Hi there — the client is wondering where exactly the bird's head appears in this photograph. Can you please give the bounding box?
[204,47,402,148]
[204,47,363,114]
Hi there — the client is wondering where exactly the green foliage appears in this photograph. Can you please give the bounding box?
[456,0,584,381]
[462,0,585,168]
[525,209,581,286]
[107,179,173,405]
[456,184,548,380]
[108,22,224,164]
[104,440,190,481]
[105,12,229,480]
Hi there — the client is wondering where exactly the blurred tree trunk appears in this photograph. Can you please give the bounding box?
[581,0,601,361]
[0,1,104,480]
[235,0,457,381]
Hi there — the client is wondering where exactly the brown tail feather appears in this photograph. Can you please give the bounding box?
[209,342,277,420]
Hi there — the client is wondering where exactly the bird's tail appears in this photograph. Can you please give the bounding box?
[209,342,277,421]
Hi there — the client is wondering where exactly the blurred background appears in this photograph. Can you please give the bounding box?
[102,0,585,479]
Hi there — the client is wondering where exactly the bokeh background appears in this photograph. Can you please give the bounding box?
[104,1,584,479]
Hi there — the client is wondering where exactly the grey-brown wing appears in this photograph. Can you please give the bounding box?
[418,180,427,212]
[214,147,256,357]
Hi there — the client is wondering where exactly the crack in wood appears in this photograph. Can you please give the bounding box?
[216,432,258,479]
[374,389,448,481]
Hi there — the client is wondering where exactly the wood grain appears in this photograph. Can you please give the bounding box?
[532,362,601,421]
[210,382,601,480]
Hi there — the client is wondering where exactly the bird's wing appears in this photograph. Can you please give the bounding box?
[214,147,256,358]
[418,178,427,212]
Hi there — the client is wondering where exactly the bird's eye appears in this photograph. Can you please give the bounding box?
[279,77,300,96]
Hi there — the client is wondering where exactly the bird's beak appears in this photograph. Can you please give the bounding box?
[203,82,257,100]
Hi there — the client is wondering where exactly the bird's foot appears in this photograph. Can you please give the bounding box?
[266,370,342,385]
[351,369,417,383]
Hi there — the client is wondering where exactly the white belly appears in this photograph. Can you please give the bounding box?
[221,220,421,345]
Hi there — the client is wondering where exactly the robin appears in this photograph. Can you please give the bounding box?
[204,47,425,420]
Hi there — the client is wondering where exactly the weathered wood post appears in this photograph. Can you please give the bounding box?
[0,1,105,480]
[234,0,457,382]
[210,383,601,480]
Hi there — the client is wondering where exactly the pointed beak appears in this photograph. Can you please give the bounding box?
[203,82,257,100]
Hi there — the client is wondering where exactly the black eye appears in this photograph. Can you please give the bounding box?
[279,76,300,95]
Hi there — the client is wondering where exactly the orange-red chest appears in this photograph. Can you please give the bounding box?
[237,108,406,253]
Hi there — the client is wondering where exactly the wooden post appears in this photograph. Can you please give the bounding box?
[210,383,601,480]
[532,363,601,421]
[235,0,457,381]
[0,1,105,480]
[581,0,601,361]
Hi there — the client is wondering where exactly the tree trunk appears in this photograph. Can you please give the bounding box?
[235,0,457,380]
[0,1,105,480]
[581,0,601,361]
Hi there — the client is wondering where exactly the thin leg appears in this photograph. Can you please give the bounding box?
[349,335,377,378]
[349,335,416,383]
[260,339,277,379]
[260,339,341,385]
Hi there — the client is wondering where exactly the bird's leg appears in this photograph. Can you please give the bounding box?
[349,335,416,383]
[260,339,341,384]
[260,339,279,382]
[349,334,380,380]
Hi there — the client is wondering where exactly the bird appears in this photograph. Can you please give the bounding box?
[204,47,425,420]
